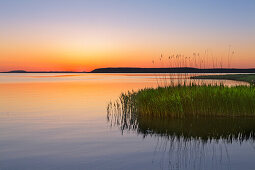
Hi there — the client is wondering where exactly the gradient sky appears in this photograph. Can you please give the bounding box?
[0,0,255,71]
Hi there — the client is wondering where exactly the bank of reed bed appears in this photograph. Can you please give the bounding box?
[109,84,255,119]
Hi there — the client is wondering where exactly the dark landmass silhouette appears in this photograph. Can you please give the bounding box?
[8,70,27,73]
[3,70,86,73]
[91,67,255,73]
[2,67,255,73]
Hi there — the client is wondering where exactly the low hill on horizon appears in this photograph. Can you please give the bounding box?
[8,70,27,73]
[91,67,255,73]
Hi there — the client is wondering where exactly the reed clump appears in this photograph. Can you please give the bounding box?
[111,84,255,119]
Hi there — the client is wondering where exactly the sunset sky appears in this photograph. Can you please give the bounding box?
[0,0,255,72]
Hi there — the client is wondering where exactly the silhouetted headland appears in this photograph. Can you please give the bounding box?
[8,70,27,73]
[91,67,255,73]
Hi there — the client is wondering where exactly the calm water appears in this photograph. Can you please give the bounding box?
[0,73,254,170]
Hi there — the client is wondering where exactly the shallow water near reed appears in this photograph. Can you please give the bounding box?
[0,73,254,170]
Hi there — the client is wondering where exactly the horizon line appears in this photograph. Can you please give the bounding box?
[2,67,255,73]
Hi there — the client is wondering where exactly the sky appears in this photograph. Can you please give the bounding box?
[0,0,255,71]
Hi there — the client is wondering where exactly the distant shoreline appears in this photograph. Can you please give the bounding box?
[2,67,255,73]
[191,74,255,84]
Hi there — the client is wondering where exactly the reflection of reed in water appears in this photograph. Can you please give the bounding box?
[152,137,232,170]
[107,100,255,170]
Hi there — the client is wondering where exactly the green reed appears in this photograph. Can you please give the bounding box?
[109,84,255,119]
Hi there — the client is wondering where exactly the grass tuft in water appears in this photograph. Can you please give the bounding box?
[108,84,255,119]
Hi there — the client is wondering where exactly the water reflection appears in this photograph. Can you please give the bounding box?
[0,73,253,170]
[107,102,255,170]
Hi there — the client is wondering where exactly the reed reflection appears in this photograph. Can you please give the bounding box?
[107,100,255,170]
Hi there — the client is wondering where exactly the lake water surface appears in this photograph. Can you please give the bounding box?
[0,73,254,170]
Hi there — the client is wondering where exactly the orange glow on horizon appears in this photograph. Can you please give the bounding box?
[1,46,254,72]
[1,28,254,72]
